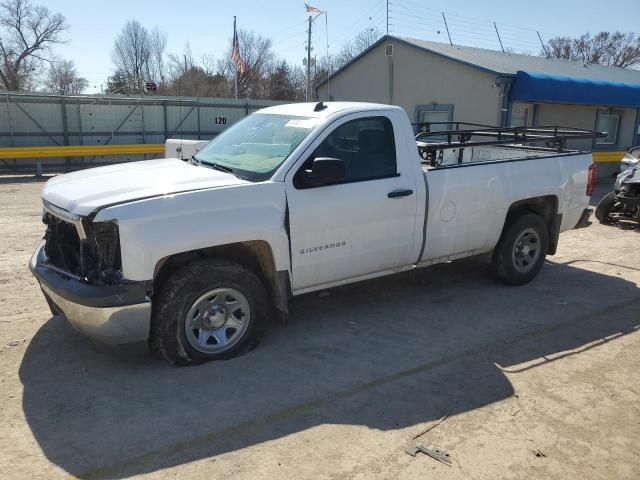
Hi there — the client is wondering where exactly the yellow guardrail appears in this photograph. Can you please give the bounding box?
[0,144,165,160]
[592,151,625,163]
[0,144,626,165]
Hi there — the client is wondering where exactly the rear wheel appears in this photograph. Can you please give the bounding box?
[491,213,548,286]
[595,191,617,224]
[151,258,269,366]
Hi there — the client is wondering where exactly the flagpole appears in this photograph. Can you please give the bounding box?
[306,15,312,101]
[325,11,330,100]
[234,16,238,100]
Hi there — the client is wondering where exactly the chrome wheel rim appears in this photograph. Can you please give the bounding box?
[512,228,541,273]
[184,288,251,354]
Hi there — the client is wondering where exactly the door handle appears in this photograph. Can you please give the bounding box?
[387,189,413,198]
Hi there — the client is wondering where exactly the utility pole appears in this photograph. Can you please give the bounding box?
[306,15,312,101]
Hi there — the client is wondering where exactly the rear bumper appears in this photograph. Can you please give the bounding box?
[574,208,593,229]
[29,241,151,345]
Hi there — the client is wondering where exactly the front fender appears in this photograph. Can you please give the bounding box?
[94,182,289,281]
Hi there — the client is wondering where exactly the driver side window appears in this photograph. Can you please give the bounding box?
[295,116,397,188]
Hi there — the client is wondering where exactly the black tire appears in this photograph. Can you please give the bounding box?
[151,258,269,366]
[595,191,616,224]
[491,213,549,286]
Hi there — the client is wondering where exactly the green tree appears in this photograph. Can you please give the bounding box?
[105,70,130,94]
[267,60,294,100]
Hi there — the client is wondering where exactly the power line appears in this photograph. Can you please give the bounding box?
[388,0,564,53]
[271,19,310,40]
[390,9,551,53]
[270,29,308,54]
[331,1,386,47]
[388,12,445,31]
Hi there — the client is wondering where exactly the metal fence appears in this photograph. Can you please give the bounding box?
[0,92,287,173]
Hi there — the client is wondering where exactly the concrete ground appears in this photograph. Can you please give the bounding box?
[0,177,638,480]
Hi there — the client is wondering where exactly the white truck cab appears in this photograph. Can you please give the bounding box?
[30,102,598,365]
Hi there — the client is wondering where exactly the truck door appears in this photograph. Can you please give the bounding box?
[285,113,419,291]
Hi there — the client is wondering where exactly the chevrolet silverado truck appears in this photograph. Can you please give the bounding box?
[29,102,599,365]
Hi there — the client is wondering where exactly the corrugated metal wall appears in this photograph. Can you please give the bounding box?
[0,92,287,172]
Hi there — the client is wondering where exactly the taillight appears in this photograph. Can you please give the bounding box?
[586,163,596,197]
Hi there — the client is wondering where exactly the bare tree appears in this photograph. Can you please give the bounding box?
[289,64,306,100]
[164,67,228,97]
[166,42,196,82]
[111,20,152,92]
[160,44,229,97]
[148,27,167,87]
[44,59,88,94]
[201,53,218,76]
[0,0,68,91]
[221,29,274,98]
[333,27,381,69]
[546,31,640,69]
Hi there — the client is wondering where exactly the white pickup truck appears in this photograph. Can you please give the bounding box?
[30,102,598,365]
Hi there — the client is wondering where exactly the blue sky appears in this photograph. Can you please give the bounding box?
[47,0,640,93]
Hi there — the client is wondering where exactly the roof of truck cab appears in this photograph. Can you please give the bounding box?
[258,102,403,118]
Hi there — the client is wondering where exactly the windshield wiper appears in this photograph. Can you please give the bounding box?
[197,158,237,176]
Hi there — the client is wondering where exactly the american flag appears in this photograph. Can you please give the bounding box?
[231,24,247,75]
[305,3,323,14]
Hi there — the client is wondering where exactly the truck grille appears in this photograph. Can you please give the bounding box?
[43,212,83,277]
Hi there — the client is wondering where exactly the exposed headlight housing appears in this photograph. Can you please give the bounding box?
[88,220,123,284]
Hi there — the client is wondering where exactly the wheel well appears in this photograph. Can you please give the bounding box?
[504,196,560,254]
[152,241,289,314]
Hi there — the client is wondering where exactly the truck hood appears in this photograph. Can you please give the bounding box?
[42,158,247,216]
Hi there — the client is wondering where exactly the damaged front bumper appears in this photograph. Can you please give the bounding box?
[29,241,151,345]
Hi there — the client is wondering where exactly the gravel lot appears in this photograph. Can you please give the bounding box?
[0,176,638,480]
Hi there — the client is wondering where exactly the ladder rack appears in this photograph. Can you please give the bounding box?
[413,122,606,166]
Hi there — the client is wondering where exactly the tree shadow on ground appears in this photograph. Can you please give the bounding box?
[19,257,640,479]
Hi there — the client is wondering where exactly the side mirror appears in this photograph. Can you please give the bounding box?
[304,157,345,186]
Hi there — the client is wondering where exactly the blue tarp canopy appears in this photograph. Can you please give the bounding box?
[510,71,640,108]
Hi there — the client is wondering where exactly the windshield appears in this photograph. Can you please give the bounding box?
[194,113,321,181]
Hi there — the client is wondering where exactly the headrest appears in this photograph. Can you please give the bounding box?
[358,129,387,154]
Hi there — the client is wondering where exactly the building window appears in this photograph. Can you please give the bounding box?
[414,103,454,137]
[595,111,621,145]
[510,105,529,127]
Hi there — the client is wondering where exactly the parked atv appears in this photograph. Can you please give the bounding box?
[620,146,640,173]
[595,151,640,224]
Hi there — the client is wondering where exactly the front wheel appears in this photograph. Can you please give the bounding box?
[595,191,617,224]
[491,213,548,286]
[151,258,269,366]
